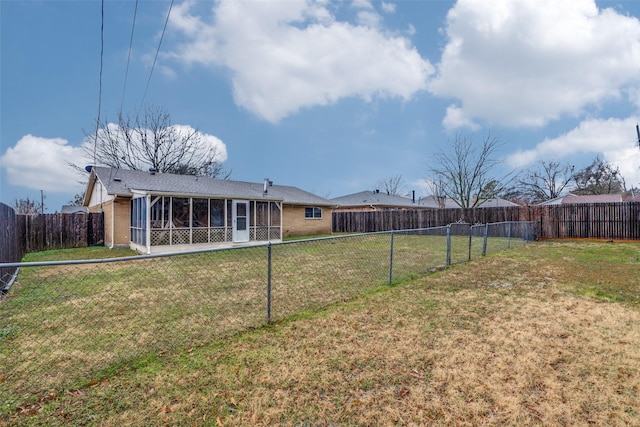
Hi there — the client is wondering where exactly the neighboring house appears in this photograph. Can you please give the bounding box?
[60,205,89,214]
[418,195,460,209]
[331,190,433,212]
[419,196,519,209]
[83,167,335,253]
[474,197,521,208]
[331,191,519,211]
[538,193,625,205]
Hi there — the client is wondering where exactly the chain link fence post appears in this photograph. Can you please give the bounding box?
[446,225,451,266]
[388,231,394,285]
[482,223,489,256]
[468,225,473,261]
[267,242,272,324]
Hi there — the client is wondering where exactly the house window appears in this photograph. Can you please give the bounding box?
[305,207,322,219]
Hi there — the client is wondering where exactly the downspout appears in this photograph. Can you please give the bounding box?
[279,202,283,240]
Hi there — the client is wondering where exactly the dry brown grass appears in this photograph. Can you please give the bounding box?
[3,240,640,426]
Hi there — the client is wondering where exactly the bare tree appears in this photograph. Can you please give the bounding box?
[81,106,229,178]
[428,132,511,208]
[12,197,43,215]
[573,156,625,195]
[423,177,448,208]
[68,193,85,206]
[375,175,404,196]
[516,160,574,203]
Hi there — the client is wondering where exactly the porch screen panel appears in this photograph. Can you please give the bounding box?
[130,197,147,245]
[172,198,190,228]
[151,197,169,228]
[270,202,281,226]
[192,198,209,243]
[193,199,209,227]
[269,202,282,240]
[210,200,225,227]
[150,197,170,246]
[256,202,269,226]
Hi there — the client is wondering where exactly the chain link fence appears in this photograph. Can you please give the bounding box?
[0,221,538,412]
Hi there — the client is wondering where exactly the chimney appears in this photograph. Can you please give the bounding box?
[412,190,415,203]
[149,168,157,175]
[264,178,269,194]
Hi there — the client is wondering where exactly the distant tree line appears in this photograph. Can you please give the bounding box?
[377,132,637,208]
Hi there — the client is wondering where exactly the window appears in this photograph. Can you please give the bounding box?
[305,207,322,219]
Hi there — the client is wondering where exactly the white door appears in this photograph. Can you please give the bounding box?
[232,200,250,243]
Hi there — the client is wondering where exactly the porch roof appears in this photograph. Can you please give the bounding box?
[88,167,334,206]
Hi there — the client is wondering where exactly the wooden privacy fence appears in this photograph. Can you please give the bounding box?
[0,203,23,289]
[333,202,640,240]
[0,202,104,262]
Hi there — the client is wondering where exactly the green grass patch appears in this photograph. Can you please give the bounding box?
[3,238,637,426]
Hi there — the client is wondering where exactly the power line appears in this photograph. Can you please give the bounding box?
[93,0,105,164]
[138,0,174,117]
[120,0,139,117]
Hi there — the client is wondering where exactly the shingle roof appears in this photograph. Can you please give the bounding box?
[331,191,427,208]
[331,191,519,209]
[562,194,623,204]
[538,193,625,205]
[475,198,520,208]
[90,167,334,206]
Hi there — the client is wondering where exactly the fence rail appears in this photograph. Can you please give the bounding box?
[0,221,537,412]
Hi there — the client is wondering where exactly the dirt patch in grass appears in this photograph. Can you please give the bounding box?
[3,241,640,426]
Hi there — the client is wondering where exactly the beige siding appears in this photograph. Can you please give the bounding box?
[89,202,113,247]
[88,198,130,247]
[112,198,131,246]
[282,205,332,237]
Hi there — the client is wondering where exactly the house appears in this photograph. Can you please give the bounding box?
[332,191,520,211]
[538,193,625,205]
[60,205,89,214]
[473,197,521,208]
[83,167,335,253]
[331,190,433,212]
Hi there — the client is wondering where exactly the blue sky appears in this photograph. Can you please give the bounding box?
[2,0,640,212]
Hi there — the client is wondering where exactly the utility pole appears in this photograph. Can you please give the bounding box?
[40,190,45,214]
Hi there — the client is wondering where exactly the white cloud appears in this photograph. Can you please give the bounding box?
[442,105,480,130]
[429,0,640,128]
[506,117,640,186]
[172,124,228,162]
[381,2,396,14]
[0,135,87,193]
[166,0,433,122]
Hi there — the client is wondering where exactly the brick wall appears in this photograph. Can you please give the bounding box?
[282,205,332,237]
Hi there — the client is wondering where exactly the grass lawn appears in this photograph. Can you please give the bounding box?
[1,239,639,425]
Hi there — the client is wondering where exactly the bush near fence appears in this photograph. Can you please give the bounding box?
[333,202,640,240]
[0,221,537,412]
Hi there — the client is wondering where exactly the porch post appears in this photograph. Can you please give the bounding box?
[146,194,151,254]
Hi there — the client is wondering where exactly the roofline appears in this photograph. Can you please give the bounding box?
[128,189,284,202]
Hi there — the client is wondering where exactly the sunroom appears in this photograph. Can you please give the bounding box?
[130,192,282,254]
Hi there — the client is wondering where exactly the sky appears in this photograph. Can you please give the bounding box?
[1,0,640,212]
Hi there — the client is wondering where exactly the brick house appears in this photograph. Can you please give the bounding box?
[83,167,335,253]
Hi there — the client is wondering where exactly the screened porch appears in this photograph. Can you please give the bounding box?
[130,194,282,253]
